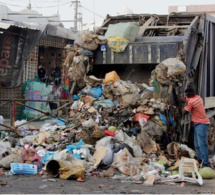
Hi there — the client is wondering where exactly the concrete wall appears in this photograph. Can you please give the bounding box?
[169,4,215,13]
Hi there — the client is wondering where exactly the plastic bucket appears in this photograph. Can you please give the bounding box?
[10,163,37,175]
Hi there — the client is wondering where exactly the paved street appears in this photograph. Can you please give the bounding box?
[0,174,215,194]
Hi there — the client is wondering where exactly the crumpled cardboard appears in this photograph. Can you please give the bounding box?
[93,145,107,169]
[136,131,157,154]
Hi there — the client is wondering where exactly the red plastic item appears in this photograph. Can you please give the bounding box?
[22,146,42,167]
[105,130,115,137]
[133,113,150,122]
[77,177,85,182]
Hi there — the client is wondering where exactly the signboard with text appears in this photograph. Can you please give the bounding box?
[0,32,25,88]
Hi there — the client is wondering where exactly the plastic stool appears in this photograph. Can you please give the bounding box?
[167,158,203,186]
[178,158,203,186]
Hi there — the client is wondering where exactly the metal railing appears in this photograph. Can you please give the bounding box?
[0,99,72,133]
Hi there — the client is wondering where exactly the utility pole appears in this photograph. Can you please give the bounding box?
[57,0,59,15]
[74,0,78,30]
[27,0,31,10]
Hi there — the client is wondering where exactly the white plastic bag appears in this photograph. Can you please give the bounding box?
[139,117,147,129]
[133,145,143,157]
[82,118,96,128]
[14,120,28,133]
[0,116,4,124]
[95,136,113,150]
[180,144,196,158]
[102,145,114,166]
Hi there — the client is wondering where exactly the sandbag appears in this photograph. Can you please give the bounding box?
[105,22,139,42]
[161,58,186,76]
[105,22,139,53]
[74,31,98,51]
[154,64,169,85]
[107,36,130,53]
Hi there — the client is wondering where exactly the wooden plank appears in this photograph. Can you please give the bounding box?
[144,25,189,29]
[206,110,215,118]
[138,16,156,36]
[205,97,215,109]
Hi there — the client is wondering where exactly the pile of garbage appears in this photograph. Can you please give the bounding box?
[1,65,215,186]
[0,26,215,186]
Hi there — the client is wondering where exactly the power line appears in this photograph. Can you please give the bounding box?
[0,1,24,7]
[81,5,104,19]
[0,1,72,8]
[0,0,69,2]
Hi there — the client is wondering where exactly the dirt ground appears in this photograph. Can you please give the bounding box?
[0,174,215,194]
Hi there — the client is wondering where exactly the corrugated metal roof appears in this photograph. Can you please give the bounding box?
[46,24,79,40]
[0,21,39,30]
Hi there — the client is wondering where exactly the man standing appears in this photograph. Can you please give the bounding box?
[184,87,210,167]
[47,85,61,117]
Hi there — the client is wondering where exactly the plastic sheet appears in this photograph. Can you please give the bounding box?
[88,86,103,98]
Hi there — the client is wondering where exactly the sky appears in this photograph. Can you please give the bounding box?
[0,0,215,29]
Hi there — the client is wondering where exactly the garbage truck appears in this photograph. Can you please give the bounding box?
[93,13,203,82]
[91,12,215,154]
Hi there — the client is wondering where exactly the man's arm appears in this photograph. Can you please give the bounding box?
[183,98,192,116]
[182,109,189,116]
